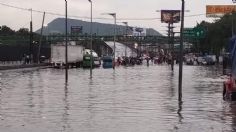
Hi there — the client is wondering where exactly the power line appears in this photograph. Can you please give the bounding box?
[0,2,208,21]
[186,13,206,17]
[0,2,112,20]
[119,18,161,20]
[22,22,30,28]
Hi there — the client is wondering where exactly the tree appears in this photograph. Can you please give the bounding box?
[16,28,29,35]
[0,25,15,35]
[196,13,236,55]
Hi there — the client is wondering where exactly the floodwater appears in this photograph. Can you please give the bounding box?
[0,64,234,132]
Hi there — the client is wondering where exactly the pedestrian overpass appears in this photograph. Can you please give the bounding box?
[104,41,137,58]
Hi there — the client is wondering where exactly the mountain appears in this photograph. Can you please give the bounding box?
[36,18,162,36]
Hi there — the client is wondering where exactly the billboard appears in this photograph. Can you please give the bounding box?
[71,26,83,34]
[132,27,146,36]
[161,10,180,23]
[206,5,236,17]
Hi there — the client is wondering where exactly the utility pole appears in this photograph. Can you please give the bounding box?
[178,0,185,102]
[88,0,93,78]
[167,18,174,71]
[126,24,128,57]
[29,8,33,63]
[170,23,175,71]
[102,13,117,69]
[139,31,142,57]
[114,14,116,69]
[106,13,117,69]
[65,0,68,82]
[38,12,45,64]
[122,22,128,57]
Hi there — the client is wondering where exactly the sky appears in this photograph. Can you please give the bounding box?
[0,0,235,35]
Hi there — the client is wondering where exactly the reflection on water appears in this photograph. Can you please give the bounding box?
[0,65,235,132]
[178,101,183,124]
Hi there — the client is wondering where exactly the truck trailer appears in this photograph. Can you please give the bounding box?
[50,42,84,68]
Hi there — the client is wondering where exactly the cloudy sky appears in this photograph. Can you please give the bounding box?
[0,0,235,35]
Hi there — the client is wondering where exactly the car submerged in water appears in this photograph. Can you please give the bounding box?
[202,55,216,65]
[185,55,217,65]
[102,56,113,68]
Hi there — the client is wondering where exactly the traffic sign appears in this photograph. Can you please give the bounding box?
[183,28,195,38]
[194,27,206,38]
[183,27,206,39]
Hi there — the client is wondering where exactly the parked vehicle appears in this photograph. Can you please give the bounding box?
[102,56,113,68]
[186,58,194,65]
[83,54,92,68]
[50,42,84,68]
[203,55,216,65]
[184,53,196,65]
[83,49,101,68]
[196,57,204,65]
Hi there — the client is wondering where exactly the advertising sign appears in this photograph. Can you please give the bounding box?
[71,26,83,34]
[132,27,146,36]
[206,5,236,17]
[161,10,180,23]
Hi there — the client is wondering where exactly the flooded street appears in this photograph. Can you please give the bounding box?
[0,65,234,132]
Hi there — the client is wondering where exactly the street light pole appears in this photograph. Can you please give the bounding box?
[29,8,33,63]
[170,23,174,71]
[65,0,68,82]
[88,0,93,78]
[102,13,116,69]
[38,12,45,64]
[113,14,116,69]
[122,22,128,57]
[109,13,116,69]
[178,0,185,102]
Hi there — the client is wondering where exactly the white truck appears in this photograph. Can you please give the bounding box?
[51,41,84,68]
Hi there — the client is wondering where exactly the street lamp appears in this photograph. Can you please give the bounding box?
[88,0,93,78]
[102,13,116,69]
[122,22,128,57]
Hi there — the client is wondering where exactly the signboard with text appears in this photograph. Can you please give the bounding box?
[183,28,195,38]
[183,27,206,39]
[161,10,180,23]
[71,26,83,34]
[206,5,236,17]
[132,27,146,36]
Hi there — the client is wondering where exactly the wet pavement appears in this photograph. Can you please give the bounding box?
[0,64,234,132]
